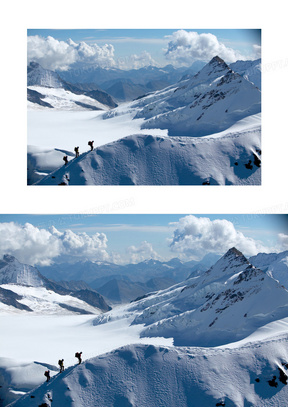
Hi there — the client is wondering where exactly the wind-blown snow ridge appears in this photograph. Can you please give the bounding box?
[35,114,261,185]
[9,338,288,407]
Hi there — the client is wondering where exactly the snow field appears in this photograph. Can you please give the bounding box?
[7,333,288,407]
[35,118,261,185]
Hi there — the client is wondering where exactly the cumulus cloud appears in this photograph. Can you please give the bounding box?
[27,35,116,71]
[126,241,162,264]
[117,51,158,70]
[27,35,158,71]
[164,30,244,66]
[168,215,269,260]
[0,222,109,266]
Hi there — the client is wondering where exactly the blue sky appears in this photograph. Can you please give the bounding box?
[27,29,261,70]
[0,214,286,266]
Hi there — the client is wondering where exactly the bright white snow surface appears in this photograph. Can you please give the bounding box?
[27,106,167,184]
[3,314,288,407]
[27,57,261,185]
[28,86,109,111]
[35,113,261,185]
[0,305,172,406]
[0,284,102,315]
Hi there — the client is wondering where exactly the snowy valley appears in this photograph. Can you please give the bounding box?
[27,57,261,185]
[1,248,288,406]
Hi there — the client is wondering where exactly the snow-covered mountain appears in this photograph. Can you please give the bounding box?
[230,58,261,89]
[0,254,45,287]
[97,277,176,304]
[27,62,117,110]
[126,248,288,346]
[4,249,288,407]
[38,257,203,286]
[249,251,288,286]
[9,332,288,407]
[0,255,111,314]
[28,61,64,88]
[35,114,261,185]
[132,56,261,137]
[31,56,261,185]
[57,63,188,91]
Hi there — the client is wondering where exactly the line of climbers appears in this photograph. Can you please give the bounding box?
[44,352,82,382]
[63,141,94,165]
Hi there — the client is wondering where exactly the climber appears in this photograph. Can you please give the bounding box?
[44,370,51,382]
[88,140,94,151]
[75,351,83,364]
[58,359,64,372]
[63,155,68,165]
[74,146,79,157]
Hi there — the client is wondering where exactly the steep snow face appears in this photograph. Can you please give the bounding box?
[128,248,288,346]
[35,114,261,185]
[131,56,261,137]
[0,255,44,287]
[10,339,288,407]
[249,251,288,286]
[27,62,64,88]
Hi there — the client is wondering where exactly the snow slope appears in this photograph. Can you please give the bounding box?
[35,114,261,185]
[28,56,261,185]
[132,56,261,137]
[0,309,172,406]
[0,255,44,287]
[0,284,102,315]
[3,249,288,407]
[230,58,261,89]
[249,251,288,286]
[8,336,288,407]
[0,255,111,314]
[28,86,109,111]
[27,62,117,111]
[126,248,288,346]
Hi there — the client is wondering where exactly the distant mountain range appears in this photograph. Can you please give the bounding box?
[27,62,118,110]
[0,255,111,314]
[28,58,260,105]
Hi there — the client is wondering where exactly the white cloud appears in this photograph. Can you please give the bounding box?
[27,36,78,71]
[0,222,109,266]
[126,241,162,264]
[27,35,116,71]
[164,30,244,66]
[253,44,261,59]
[27,35,158,71]
[117,51,158,70]
[278,233,288,251]
[168,215,269,260]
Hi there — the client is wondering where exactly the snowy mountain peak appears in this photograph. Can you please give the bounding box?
[27,62,64,88]
[203,247,250,283]
[209,55,226,65]
[224,247,246,259]
[2,254,17,263]
[0,254,45,287]
[132,248,288,347]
